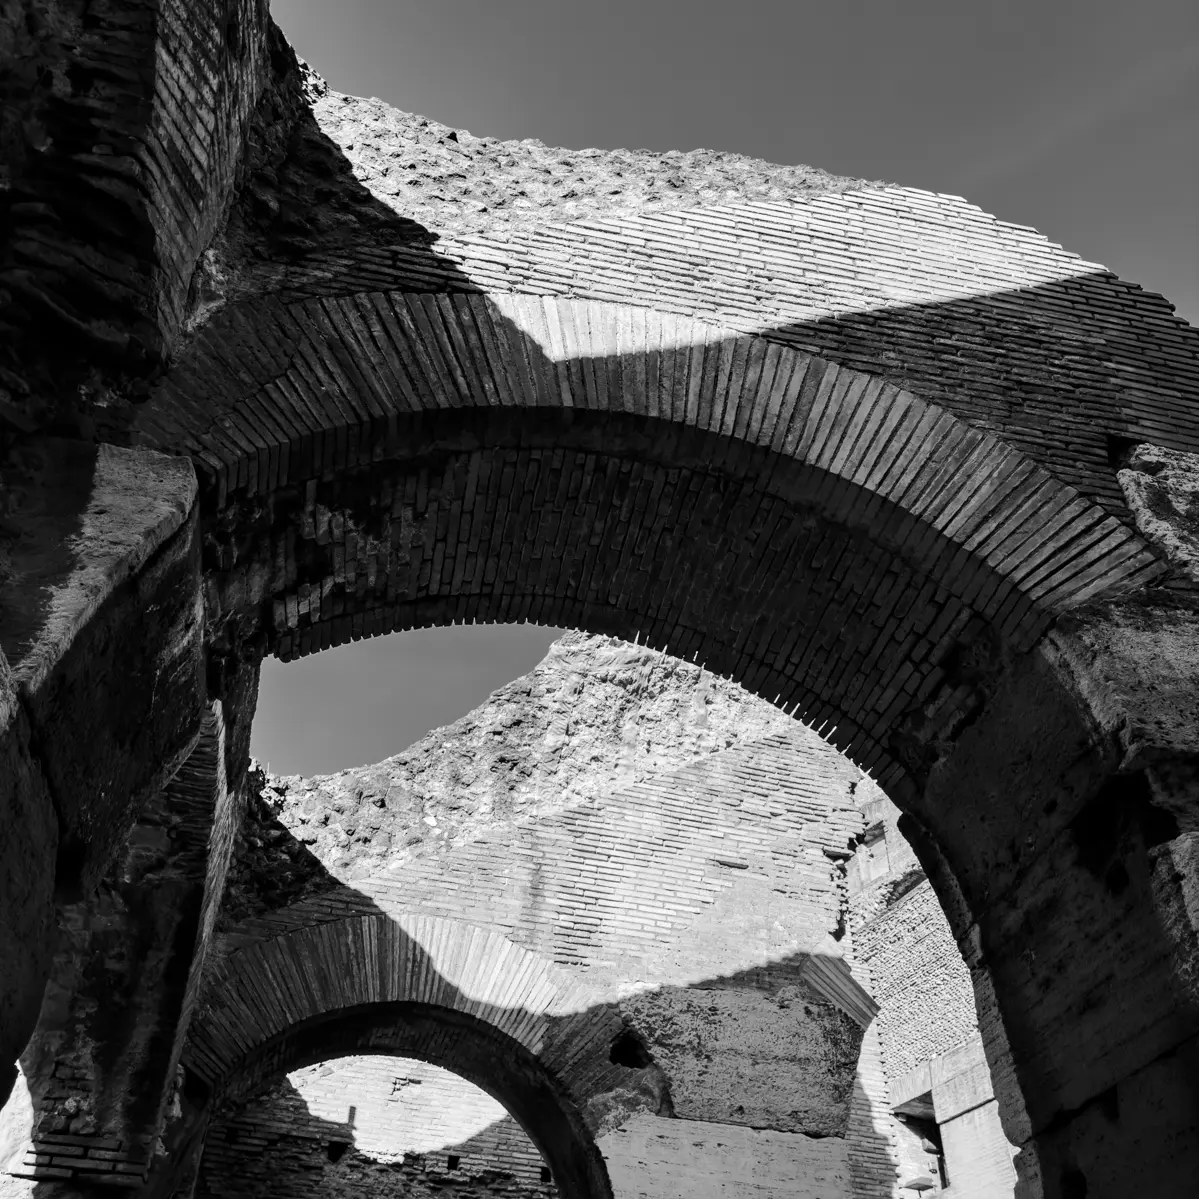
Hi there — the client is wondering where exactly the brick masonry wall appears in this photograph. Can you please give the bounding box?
[201,1055,863,1199]
[848,783,978,1074]
[847,790,1017,1197]
[148,81,1199,526]
[188,428,1005,799]
[852,881,977,1082]
[221,631,795,914]
[192,725,874,1136]
[168,57,1199,529]
[1,11,1196,1197]
[844,1016,904,1199]
[183,631,1029,1198]
[0,0,275,444]
[200,1056,555,1199]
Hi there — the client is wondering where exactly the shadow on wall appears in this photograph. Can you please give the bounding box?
[112,800,625,1199]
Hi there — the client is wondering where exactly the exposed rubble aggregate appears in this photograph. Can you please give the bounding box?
[306,72,869,238]
[221,632,796,921]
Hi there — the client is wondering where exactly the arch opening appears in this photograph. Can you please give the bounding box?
[211,1002,606,1199]
[203,1051,558,1198]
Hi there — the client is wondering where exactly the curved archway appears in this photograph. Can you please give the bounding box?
[186,913,623,1198]
[216,1001,611,1199]
[138,296,1162,799]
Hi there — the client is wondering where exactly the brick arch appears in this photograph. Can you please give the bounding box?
[187,913,621,1198]
[138,295,1160,796]
[139,292,1159,626]
[210,1004,613,1199]
[186,912,610,1087]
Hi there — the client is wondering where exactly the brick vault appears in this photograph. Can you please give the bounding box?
[1,3,1197,1198]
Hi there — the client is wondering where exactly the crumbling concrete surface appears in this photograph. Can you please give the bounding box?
[908,589,1199,1199]
[223,632,794,920]
[1117,444,1199,592]
[619,984,861,1135]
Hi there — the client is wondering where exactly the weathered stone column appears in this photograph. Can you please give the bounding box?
[0,705,241,1191]
[0,439,206,1108]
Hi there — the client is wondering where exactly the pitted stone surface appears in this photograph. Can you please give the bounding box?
[1117,444,1199,591]
[306,73,867,239]
[619,984,861,1135]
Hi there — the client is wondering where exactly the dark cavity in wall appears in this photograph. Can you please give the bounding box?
[1069,772,1180,897]
[609,1028,652,1069]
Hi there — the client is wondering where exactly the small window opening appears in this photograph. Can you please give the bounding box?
[447,1154,460,1171]
[326,1140,350,1163]
[541,1166,552,1183]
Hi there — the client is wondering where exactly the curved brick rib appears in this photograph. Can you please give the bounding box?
[186,912,593,1089]
[139,292,1161,630]
[186,913,624,1199]
[233,187,1199,519]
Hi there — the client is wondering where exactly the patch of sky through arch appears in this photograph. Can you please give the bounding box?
[252,625,564,775]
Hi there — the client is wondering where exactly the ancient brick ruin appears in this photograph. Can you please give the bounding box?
[2,3,1198,1197]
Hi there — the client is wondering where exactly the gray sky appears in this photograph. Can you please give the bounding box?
[251,0,1198,777]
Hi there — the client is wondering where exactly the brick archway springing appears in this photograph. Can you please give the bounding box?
[187,912,623,1199]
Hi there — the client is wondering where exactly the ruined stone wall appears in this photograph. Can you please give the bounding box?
[1,8,1197,1194]
[218,630,804,924]
[844,1021,902,1199]
[289,75,865,238]
[846,783,978,1079]
[0,438,206,1117]
[0,0,274,443]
